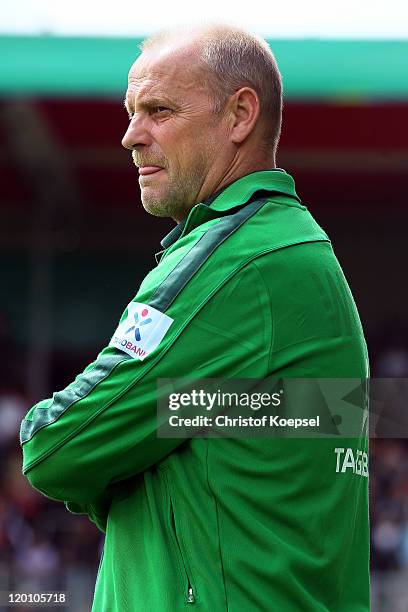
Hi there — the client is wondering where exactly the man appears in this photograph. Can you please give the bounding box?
[20,25,370,611]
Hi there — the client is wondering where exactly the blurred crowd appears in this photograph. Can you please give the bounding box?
[369,317,408,575]
[0,393,102,611]
[0,311,408,610]
[0,312,101,611]
[370,439,408,570]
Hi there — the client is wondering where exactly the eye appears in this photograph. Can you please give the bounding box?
[152,106,170,115]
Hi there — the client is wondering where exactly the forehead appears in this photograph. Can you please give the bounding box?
[126,44,209,104]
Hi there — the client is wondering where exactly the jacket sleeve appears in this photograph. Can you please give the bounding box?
[19,261,271,511]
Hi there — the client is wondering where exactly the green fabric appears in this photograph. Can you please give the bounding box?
[20,170,369,611]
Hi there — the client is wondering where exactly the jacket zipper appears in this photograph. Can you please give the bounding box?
[187,586,195,604]
[164,472,196,604]
[171,498,195,604]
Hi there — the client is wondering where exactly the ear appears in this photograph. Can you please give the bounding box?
[229,87,260,145]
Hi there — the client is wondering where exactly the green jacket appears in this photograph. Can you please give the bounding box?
[20,170,370,611]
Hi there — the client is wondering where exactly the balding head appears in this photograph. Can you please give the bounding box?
[141,24,283,156]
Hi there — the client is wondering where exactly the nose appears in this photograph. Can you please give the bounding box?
[121,114,152,150]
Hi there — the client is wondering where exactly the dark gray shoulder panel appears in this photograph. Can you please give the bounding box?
[20,352,128,444]
[149,198,268,313]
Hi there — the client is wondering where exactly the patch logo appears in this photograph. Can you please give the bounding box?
[109,302,173,361]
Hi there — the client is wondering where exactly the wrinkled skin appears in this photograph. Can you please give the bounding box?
[122,37,268,222]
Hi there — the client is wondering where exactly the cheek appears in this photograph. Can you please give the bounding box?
[167,141,194,172]
[154,122,214,171]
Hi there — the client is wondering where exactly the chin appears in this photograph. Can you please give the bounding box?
[141,196,171,218]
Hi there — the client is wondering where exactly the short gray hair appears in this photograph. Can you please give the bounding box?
[141,25,283,155]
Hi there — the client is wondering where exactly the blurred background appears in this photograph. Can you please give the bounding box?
[1,1,408,610]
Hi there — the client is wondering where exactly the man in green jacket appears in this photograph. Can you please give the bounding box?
[20,25,370,611]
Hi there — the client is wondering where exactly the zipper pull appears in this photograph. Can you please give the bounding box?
[155,248,166,264]
[187,586,195,604]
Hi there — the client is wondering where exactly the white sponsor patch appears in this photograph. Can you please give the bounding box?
[109,301,173,361]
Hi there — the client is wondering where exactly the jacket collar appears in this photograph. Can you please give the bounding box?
[160,169,300,250]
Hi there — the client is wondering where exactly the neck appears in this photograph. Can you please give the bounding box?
[197,151,276,209]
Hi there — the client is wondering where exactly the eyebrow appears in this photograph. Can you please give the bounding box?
[123,94,178,114]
